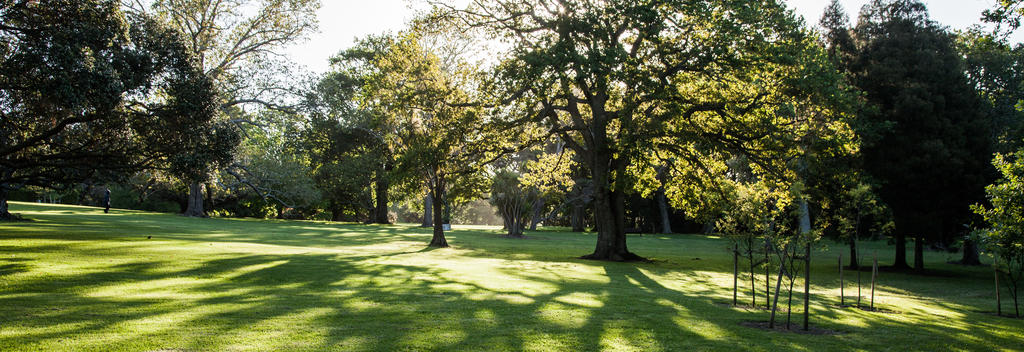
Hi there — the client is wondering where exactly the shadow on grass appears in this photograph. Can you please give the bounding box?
[2,202,1023,350]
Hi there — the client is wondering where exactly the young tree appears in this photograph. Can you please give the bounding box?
[974,150,1024,318]
[718,180,780,308]
[0,0,220,219]
[430,0,856,261]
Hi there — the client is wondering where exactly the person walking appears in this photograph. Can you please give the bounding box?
[103,188,111,214]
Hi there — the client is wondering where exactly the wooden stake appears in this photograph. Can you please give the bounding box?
[765,240,771,309]
[857,252,862,308]
[995,258,1001,317]
[768,244,788,329]
[749,243,756,308]
[839,253,844,307]
[871,251,878,311]
[733,243,738,306]
[803,242,810,331]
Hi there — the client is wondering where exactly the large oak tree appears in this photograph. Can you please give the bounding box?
[431,0,855,260]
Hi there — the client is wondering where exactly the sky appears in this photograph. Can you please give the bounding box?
[284,0,1010,75]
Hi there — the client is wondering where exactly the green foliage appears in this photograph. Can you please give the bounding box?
[956,29,1024,152]
[489,170,537,236]
[432,0,858,259]
[974,152,1024,252]
[974,149,1024,316]
[139,0,320,215]
[838,0,995,258]
[303,118,379,221]
[219,111,320,214]
[0,0,221,217]
[983,0,1024,35]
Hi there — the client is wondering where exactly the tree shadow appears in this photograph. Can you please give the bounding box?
[2,202,1023,350]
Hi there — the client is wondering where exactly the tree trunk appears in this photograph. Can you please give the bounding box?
[914,236,924,271]
[372,167,391,224]
[331,203,342,222]
[183,182,205,217]
[849,238,860,269]
[529,198,544,230]
[429,186,448,248]
[765,239,771,309]
[78,181,93,205]
[733,243,738,306]
[960,238,981,265]
[582,186,640,261]
[571,203,585,232]
[656,188,672,234]
[893,232,910,270]
[421,193,433,227]
[787,275,795,330]
[205,182,215,212]
[995,262,1001,316]
[0,188,10,220]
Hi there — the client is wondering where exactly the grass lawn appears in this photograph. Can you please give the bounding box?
[1,201,1021,351]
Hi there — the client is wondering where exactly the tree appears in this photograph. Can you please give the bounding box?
[490,170,537,237]
[983,0,1024,36]
[310,35,409,224]
[132,0,320,217]
[358,33,521,247]
[954,30,1024,264]
[0,0,219,219]
[957,30,1024,153]
[431,0,855,260]
[974,150,1024,318]
[719,180,780,309]
[841,0,993,270]
[221,112,320,217]
[304,116,379,222]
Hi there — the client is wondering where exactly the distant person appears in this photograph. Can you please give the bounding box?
[103,189,110,213]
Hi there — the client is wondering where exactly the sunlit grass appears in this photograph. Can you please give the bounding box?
[1,201,1022,351]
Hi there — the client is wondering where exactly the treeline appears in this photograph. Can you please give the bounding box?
[2,0,1023,302]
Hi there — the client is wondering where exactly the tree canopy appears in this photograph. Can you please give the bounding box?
[428,0,857,260]
[0,0,220,219]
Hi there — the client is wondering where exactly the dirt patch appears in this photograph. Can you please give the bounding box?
[739,320,844,335]
[718,303,777,311]
[499,234,533,239]
[856,306,900,314]
[827,303,899,314]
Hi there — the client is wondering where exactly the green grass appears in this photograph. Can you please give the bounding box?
[1,201,1021,351]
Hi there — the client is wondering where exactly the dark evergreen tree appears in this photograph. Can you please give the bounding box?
[836,0,993,270]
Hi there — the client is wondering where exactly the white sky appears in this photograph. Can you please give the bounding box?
[284,0,1013,75]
